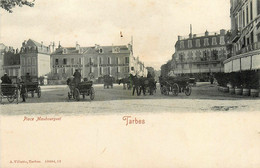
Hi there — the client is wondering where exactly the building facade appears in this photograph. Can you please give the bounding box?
[172,29,228,80]
[50,43,146,81]
[0,43,7,77]
[20,39,51,77]
[2,47,21,77]
[224,0,260,74]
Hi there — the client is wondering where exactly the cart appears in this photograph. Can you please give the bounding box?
[159,76,192,96]
[0,84,19,103]
[103,75,113,89]
[25,82,41,98]
[68,81,95,101]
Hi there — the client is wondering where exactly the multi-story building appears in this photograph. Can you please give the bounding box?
[172,29,228,81]
[224,0,260,76]
[2,47,21,77]
[0,43,7,76]
[50,42,146,81]
[20,39,51,77]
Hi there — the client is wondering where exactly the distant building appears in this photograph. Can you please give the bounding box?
[161,61,172,77]
[2,47,21,77]
[20,39,51,77]
[172,28,228,80]
[224,0,260,74]
[50,42,146,81]
[0,43,7,76]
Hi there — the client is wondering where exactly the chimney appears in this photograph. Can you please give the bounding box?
[41,41,43,48]
[205,30,209,36]
[220,29,226,36]
[189,24,192,38]
[52,41,55,51]
[76,41,80,50]
[178,36,181,40]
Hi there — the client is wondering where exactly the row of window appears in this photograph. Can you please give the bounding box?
[180,36,225,49]
[21,67,37,76]
[21,57,37,66]
[233,0,257,30]
[54,57,130,65]
[53,66,130,75]
[5,69,19,76]
[176,64,219,69]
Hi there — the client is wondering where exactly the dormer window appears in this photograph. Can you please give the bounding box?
[196,39,201,47]
[63,48,67,54]
[204,38,209,46]
[188,40,192,48]
[180,41,185,49]
[220,36,225,45]
[99,48,103,53]
[212,37,217,45]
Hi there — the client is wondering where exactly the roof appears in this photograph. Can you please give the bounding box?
[24,39,49,48]
[52,45,131,55]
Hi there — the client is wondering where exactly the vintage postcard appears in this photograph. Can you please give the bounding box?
[0,0,260,167]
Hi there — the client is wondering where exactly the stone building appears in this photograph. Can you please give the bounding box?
[172,29,228,81]
[2,47,21,77]
[224,0,260,74]
[50,42,146,81]
[20,39,51,77]
[0,43,7,77]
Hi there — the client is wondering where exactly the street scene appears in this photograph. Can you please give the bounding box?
[1,82,259,115]
[0,0,260,168]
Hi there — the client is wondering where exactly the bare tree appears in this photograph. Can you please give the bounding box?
[0,0,34,13]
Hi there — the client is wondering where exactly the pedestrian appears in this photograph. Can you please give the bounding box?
[25,73,32,82]
[20,82,26,102]
[73,69,81,86]
[1,73,12,84]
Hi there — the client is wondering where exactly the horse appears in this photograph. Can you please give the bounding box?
[139,77,157,95]
[118,77,131,90]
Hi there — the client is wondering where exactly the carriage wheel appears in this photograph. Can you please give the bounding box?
[37,87,41,98]
[7,96,15,103]
[90,87,95,100]
[162,86,168,95]
[74,88,80,101]
[184,85,192,96]
[172,83,179,96]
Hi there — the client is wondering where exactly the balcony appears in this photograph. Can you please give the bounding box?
[233,42,260,56]
[231,29,241,43]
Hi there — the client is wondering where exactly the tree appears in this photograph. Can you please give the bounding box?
[0,0,34,13]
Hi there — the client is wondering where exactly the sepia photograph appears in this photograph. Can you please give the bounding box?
[0,0,260,167]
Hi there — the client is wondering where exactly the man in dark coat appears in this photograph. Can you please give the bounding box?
[25,73,32,82]
[20,81,26,102]
[1,73,12,84]
[73,69,81,86]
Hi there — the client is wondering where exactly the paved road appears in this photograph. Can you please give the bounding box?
[1,83,259,115]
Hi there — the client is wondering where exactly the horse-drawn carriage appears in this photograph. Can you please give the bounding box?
[22,76,41,98]
[0,83,19,103]
[103,75,113,89]
[68,81,95,101]
[159,76,192,96]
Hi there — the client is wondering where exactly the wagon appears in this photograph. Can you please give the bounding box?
[24,82,41,98]
[68,81,95,101]
[0,84,19,103]
[159,76,192,96]
[103,75,113,89]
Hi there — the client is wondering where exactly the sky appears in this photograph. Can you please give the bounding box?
[0,0,230,70]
